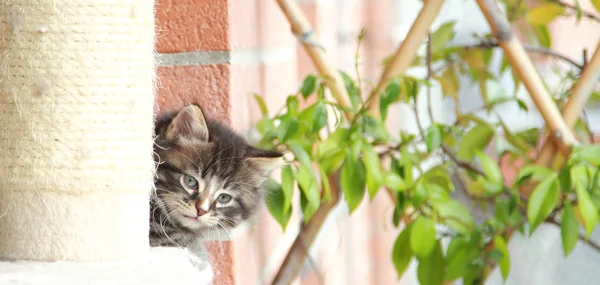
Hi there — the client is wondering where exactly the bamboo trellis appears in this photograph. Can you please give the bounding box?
[272,0,600,284]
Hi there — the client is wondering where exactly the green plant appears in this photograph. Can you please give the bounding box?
[253,1,600,284]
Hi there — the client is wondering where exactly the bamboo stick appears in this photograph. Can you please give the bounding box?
[270,2,351,284]
[536,42,600,168]
[271,174,341,285]
[475,0,587,279]
[275,0,353,120]
[366,0,445,116]
[475,0,578,153]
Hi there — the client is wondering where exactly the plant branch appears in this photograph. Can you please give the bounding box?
[467,40,583,70]
[441,144,486,177]
[271,172,341,285]
[366,0,445,116]
[536,43,600,170]
[275,0,353,120]
[476,0,578,155]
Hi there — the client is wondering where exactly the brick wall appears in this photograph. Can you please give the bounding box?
[154,1,234,284]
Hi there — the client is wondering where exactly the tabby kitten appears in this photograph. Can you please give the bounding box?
[150,104,283,249]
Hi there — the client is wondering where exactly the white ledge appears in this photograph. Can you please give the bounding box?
[0,247,212,285]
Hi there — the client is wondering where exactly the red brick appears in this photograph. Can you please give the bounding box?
[205,241,235,285]
[156,0,229,53]
[155,65,231,124]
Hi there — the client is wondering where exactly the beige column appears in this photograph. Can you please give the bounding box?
[0,0,155,261]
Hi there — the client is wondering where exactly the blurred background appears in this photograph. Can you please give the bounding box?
[154,0,600,284]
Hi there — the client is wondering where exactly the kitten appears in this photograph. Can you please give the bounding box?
[149,105,283,274]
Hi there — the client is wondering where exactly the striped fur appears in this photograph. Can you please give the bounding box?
[149,105,282,250]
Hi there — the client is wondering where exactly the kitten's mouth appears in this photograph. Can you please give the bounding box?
[183,215,201,222]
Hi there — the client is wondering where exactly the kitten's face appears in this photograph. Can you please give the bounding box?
[152,105,282,241]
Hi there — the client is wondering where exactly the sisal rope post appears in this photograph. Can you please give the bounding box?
[0,0,155,261]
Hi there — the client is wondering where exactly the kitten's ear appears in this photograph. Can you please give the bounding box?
[167,105,209,141]
[246,147,285,176]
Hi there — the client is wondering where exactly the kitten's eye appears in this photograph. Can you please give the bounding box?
[181,174,198,189]
[217,193,232,204]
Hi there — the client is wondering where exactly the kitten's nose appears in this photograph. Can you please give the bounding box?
[195,200,209,217]
[196,207,208,217]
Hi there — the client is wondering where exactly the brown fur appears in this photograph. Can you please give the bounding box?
[150,105,283,247]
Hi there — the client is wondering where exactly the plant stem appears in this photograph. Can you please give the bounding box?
[536,43,600,169]
[468,41,583,70]
[271,173,341,285]
[366,0,445,116]
[275,0,353,120]
[476,0,578,154]
[441,144,486,177]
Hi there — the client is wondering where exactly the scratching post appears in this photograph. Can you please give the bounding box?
[0,1,155,261]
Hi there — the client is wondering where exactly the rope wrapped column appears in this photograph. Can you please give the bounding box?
[0,0,155,261]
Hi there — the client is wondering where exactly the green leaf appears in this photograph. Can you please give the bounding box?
[317,163,332,201]
[339,71,361,109]
[417,241,445,285]
[318,128,349,156]
[559,165,573,192]
[570,164,590,188]
[526,4,564,25]
[413,183,430,208]
[410,217,437,259]
[426,124,442,153]
[298,103,317,129]
[575,181,599,239]
[515,165,553,186]
[380,78,401,121]
[527,174,559,233]
[561,203,579,256]
[457,123,495,160]
[384,172,409,192]
[256,117,276,136]
[494,235,510,281]
[476,151,503,192]
[277,118,300,142]
[340,151,366,212]
[444,238,476,282]
[532,25,552,48]
[574,145,600,165]
[460,49,486,70]
[430,21,456,54]
[425,183,450,201]
[289,143,312,167]
[299,184,319,221]
[312,103,328,132]
[286,96,300,116]
[300,75,317,98]
[592,0,600,13]
[433,199,474,235]
[362,143,383,199]
[392,226,413,279]
[393,197,405,227]
[296,165,320,220]
[436,67,460,99]
[280,166,294,213]
[253,94,269,116]
[319,149,346,175]
[264,179,291,230]
[516,99,528,111]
